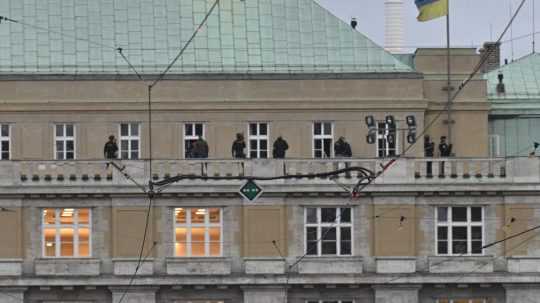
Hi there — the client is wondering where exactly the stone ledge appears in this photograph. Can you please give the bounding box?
[166,258,231,275]
[429,256,493,273]
[244,258,285,274]
[297,256,363,274]
[34,258,100,276]
[376,257,416,274]
[0,259,23,276]
[507,257,540,273]
[112,258,154,276]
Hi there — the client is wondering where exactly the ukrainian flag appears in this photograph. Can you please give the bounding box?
[415,0,448,22]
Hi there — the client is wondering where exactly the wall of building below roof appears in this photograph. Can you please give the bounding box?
[489,117,540,157]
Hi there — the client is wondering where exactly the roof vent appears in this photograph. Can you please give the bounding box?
[350,18,358,29]
[497,72,506,95]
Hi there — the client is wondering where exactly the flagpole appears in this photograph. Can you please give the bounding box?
[446,0,452,148]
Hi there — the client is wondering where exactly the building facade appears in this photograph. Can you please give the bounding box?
[0,0,538,303]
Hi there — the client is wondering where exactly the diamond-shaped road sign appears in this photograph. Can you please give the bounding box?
[239,179,263,202]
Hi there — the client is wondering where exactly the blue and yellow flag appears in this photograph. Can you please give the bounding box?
[415,0,448,22]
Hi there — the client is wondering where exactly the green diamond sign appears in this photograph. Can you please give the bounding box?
[239,180,263,202]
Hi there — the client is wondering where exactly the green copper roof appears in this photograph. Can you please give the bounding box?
[485,53,540,113]
[0,0,413,74]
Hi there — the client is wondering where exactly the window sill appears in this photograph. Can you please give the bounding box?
[0,259,23,276]
[428,255,493,273]
[165,257,231,275]
[297,256,363,274]
[112,258,154,276]
[34,258,100,276]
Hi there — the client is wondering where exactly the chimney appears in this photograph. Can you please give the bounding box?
[479,42,501,73]
[384,0,404,53]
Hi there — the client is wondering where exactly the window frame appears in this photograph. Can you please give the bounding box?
[247,122,269,159]
[183,122,205,159]
[42,208,92,258]
[119,123,141,160]
[0,124,10,160]
[54,123,76,160]
[174,208,223,257]
[435,206,485,256]
[312,122,334,158]
[376,121,399,158]
[304,207,353,257]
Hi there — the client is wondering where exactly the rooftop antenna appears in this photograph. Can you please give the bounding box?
[510,2,515,60]
[533,0,537,53]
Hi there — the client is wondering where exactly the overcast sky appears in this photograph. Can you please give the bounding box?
[316,0,539,61]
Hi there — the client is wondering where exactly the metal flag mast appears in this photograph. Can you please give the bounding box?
[446,0,452,145]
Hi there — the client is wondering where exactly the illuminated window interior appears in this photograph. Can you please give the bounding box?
[174,208,222,257]
[43,208,90,257]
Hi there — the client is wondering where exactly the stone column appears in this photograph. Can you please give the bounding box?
[110,286,158,303]
[0,287,27,303]
[504,284,540,303]
[242,286,286,303]
[372,285,421,303]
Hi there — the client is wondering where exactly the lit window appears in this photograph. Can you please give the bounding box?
[248,122,269,159]
[119,123,140,159]
[313,122,333,158]
[376,121,398,158]
[0,124,10,160]
[42,208,91,257]
[305,207,352,256]
[54,124,75,160]
[436,207,484,256]
[184,123,205,159]
[174,208,222,257]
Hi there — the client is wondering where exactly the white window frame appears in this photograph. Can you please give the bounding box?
[304,207,353,256]
[436,300,487,303]
[174,208,223,257]
[54,124,76,160]
[376,121,399,158]
[436,206,485,256]
[119,123,141,160]
[247,122,269,159]
[0,124,10,160]
[183,122,205,159]
[306,300,354,303]
[42,208,92,258]
[313,122,334,158]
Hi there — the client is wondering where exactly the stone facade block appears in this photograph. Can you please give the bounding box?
[243,286,286,303]
[504,284,540,303]
[166,258,232,275]
[373,285,421,303]
[0,259,22,276]
[110,286,157,303]
[244,258,285,274]
[113,259,154,276]
[507,257,540,273]
[429,256,493,273]
[297,257,363,274]
[34,258,100,276]
[376,257,416,274]
[0,287,26,303]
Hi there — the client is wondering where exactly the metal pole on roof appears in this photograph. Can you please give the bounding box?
[533,0,537,53]
[446,0,453,146]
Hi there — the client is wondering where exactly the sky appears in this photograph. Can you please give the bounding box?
[316,0,539,61]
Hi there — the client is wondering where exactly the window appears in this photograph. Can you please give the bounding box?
[0,124,10,160]
[377,121,398,158]
[54,124,75,160]
[119,123,140,159]
[248,122,269,159]
[42,208,91,257]
[436,206,484,255]
[184,123,205,159]
[174,208,222,257]
[488,134,501,157]
[437,300,486,303]
[305,207,352,256]
[313,122,333,158]
[307,301,354,303]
